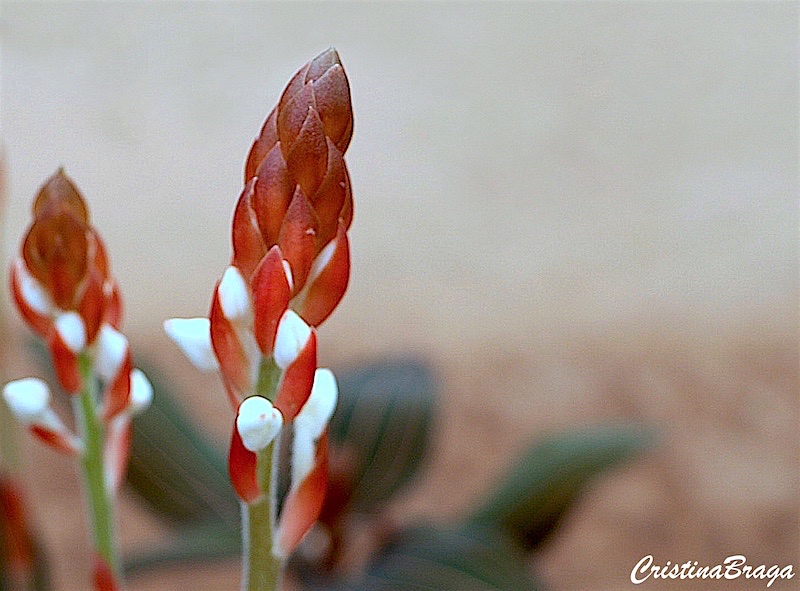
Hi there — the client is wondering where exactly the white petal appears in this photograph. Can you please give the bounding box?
[54,311,87,353]
[295,368,338,441]
[3,378,51,424]
[129,369,153,415]
[15,260,54,315]
[236,396,283,452]
[291,423,317,487]
[291,369,338,486]
[218,266,251,321]
[163,317,219,371]
[273,310,311,369]
[95,324,128,381]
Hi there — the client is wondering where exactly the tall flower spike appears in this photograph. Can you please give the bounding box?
[166,49,354,589]
[4,170,151,590]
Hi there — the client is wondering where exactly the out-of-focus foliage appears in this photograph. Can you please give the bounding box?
[468,425,657,551]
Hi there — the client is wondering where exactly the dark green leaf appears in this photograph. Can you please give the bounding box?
[127,359,239,528]
[325,358,437,519]
[123,521,240,576]
[355,524,543,591]
[468,424,656,551]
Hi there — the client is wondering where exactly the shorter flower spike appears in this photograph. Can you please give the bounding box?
[2,378,81,455]
[163,318,220,371]
[236,396,283,453]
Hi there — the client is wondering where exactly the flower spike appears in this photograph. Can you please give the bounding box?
[4,170,150,590]
[166,49,354,585]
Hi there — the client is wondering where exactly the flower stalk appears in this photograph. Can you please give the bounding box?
[166,48,354,591]
[74,353,118,576]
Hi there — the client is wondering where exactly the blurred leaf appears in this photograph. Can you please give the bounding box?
[348,524,543,591]
[123,521,240,576]
[127,359,239,528]
[468,424,656,551]
[323,357,437,522]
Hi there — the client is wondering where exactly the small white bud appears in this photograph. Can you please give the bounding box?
[129,369,153,415]
[15,260,54,316]
[291,369,338,486]
[163,317,220,371]
[236,396,283,452]
[295,368,338,440]
[54,311,87,354]
[218,266,251,321]
[273,310,311,369]
[94,324,128,381]
[3,378,51,424]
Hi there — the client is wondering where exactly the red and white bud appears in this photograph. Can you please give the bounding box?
[10,259,54,335]
[273,310,312,370]
[236,396,283,453]
[218,266,252,323]
[103,369,151,493]
[294,221,350,327]
[163,318,220,371]
[274,368,337,558]
[54,311,87,354]
[291,368,337,485]
[2,378,81,455]
[94,324,128,383]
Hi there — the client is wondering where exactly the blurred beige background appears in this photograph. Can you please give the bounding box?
[1,3,797,591]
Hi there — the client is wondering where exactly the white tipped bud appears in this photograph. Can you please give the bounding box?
[129,369,153,415]
[15,260,54,315]
[236,396,283,452]
[273,310,312,369]
[296,368,338,441]
[54,311,87,353]
[3,378,51,424]
[163,317,220,371]
[291,369,338,486]
[95,324,128,381]
[218,266,251,321]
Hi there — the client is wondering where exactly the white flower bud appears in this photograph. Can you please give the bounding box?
[163,317,220,371]
[236,396,283,452]
[273,310,311,369]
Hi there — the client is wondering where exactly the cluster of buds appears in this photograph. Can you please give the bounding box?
[166,48,353,558]
[2,170,151,587]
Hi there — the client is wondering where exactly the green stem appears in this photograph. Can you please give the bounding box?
[74,353,119,578]
[243,357,283,591]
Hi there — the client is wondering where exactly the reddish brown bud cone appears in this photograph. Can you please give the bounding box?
[237,49,354,325]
